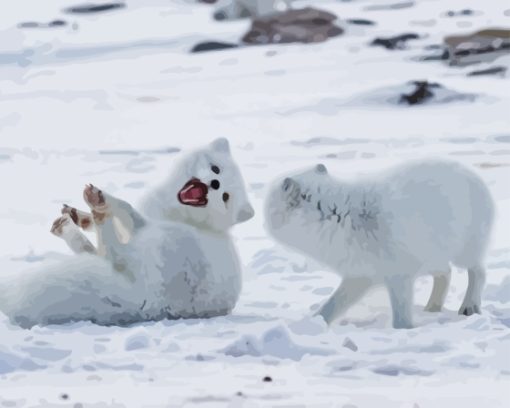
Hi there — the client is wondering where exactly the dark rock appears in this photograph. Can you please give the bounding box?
[18,20,67,29]
[419,48,450,61]
[64,3,125,14]
[49,20,67,27]
[364,1,414,11]
[262,376,273,382]
[371,33,420,50]
[342,337,358,352]
[467,66,507,77]
[399,81,440,105]
[445,28,510,66]
[346,18,376,26]
[445,9,474,17]
[242,7,343,45]
[191,41,239,53]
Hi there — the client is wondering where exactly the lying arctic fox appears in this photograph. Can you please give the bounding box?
[0,138,254,328]
[265,160,494,328]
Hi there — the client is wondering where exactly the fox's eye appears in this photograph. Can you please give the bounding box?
[211,165,220,174]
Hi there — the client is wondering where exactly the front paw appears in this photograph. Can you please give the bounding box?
[458,303,481,316]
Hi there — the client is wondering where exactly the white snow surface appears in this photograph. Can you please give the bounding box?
[1,0,510,406]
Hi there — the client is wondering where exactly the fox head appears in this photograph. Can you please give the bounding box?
[145,138,254,232]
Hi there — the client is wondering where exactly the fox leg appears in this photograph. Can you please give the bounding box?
[83,185,145,273]
[51,213,96,254]
[315,277,373,325]
[424,268,451,312]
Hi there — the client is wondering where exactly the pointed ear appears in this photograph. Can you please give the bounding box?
[210,137,230,154]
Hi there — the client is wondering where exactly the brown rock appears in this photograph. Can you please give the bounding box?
[444,28,510,66]
[242,7,343,45]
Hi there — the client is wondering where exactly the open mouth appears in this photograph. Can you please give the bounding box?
[177,178,208,207]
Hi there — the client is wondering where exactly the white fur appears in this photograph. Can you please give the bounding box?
[265,160,495,328]
[0,139,254,328]
[213,0,291,21]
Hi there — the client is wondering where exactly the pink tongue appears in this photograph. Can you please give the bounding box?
[179,183,206,204]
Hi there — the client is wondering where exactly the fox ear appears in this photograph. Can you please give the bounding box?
[315,163,328,174]
[210,138,230,154]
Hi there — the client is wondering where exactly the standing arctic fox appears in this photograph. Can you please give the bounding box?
[0,138,254,328]
[265,160,494,328]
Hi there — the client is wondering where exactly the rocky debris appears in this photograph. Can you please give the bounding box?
[445,9,474,17]
[467,66,507,77]
[445,28,510,66]
[262,376,273,382]
[364,1,414,11]
[342,337,358,352]
[346,18,376,26]
[18,20,67,29]
[371,33,420,50]
[64,3,125,14]
[213,0,291,21]
[399,81,438,105]
[191,41,239,53]
[242,7,343,45]
[396,81,476,105]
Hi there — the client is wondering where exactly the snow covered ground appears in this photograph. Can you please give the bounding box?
[1,0,509,406]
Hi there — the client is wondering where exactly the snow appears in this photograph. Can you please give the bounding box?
[1,0,510,406]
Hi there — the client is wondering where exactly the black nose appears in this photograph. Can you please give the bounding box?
[210,180,220,190]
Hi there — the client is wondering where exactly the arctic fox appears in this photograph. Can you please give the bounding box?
[265,160,494,329]
[0,138,254,328]
[213,0,292,21]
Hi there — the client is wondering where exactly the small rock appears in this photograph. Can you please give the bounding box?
[399,81,439,105]
[60,393,69,400]
[467,66,507,76]
[342,337,358,352]
[371,33,420,50]
[242,7,343,45]
[445,9,474,17]
[346,18,376,26]
[18,20,67,29]
[191,41,239,53]
[263,376,273,382]
[64,3,125,14]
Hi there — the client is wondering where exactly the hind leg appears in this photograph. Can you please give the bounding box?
[51,213,96,254]
[459,265,485,316]
[424,268,451,312]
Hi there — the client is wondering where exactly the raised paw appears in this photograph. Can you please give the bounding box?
[50,213,76,237]
[83,184,106,209]
[61,204,93,231]
[459,303,481,316]
[83,184,110,224]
